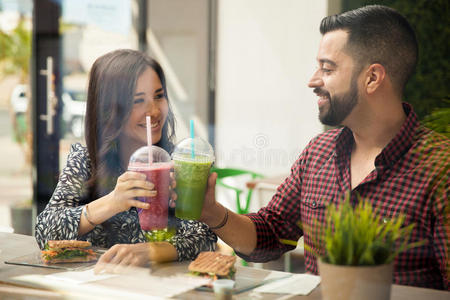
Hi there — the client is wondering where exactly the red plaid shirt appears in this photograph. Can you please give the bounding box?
[241,103,449,290]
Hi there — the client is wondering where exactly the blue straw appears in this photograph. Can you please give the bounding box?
[190,119,195,158]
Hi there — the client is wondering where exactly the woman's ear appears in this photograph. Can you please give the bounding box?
[364,63,386,94]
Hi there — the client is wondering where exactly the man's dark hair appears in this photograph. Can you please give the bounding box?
[320,5,418,93]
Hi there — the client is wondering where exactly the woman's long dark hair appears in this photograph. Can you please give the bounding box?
[84,49,176,200]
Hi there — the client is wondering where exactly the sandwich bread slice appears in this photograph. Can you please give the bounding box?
[188,251,237,280]
[41,240,97,264]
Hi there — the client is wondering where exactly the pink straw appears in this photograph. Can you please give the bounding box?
[146,115,153,165]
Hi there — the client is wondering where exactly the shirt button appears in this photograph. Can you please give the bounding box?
[312,201,317,207]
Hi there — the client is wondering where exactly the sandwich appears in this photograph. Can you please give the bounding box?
[188,251,237,280]
[41,240,97,264]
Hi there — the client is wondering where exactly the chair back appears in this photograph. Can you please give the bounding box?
[211,167,264,214]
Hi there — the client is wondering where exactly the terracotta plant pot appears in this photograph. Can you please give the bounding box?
[318,259,393,300]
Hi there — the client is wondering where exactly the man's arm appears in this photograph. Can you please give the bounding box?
[432,175,449,290]
[200,173,257,255]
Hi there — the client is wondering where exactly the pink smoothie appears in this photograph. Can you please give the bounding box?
[128,162,172,230]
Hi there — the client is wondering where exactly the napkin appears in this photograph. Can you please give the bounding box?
[45,268,117,284]
[13,269,210,299]
[253,273,321,295]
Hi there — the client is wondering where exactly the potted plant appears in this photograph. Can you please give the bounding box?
[10,198,33,235]
[305,196,424,300]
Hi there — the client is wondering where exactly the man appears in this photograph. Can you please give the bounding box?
[201,5,449,290]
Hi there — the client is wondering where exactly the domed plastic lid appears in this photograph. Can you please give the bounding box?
[172,137,215,163]
[128,145,171,167]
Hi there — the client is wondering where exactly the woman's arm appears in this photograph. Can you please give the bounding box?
[78,171,155,235]
[172,219,217,261]
[35,144,98,249]
[93,219,217,273]
[35,142,157,247]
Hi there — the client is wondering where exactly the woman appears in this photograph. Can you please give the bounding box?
[35,49,217,271]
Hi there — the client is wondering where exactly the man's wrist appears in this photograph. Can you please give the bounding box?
[201,202,225,227]
[209,206,228,230]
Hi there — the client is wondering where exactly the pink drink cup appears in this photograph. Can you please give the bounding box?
[128,162,172,230]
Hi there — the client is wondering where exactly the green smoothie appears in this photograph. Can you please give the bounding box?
[174,155,212,220]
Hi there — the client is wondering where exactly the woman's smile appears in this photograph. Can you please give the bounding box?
[138,118,162,138]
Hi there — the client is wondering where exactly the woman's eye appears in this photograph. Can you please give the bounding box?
[154,93,165,100]
[133,98,144,104]
[321,68,332,73]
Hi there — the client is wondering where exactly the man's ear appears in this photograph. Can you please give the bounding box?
[364,64,386,94]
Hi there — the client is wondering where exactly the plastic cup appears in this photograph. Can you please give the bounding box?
[172,137,214,220]
[128,146,173,230]
[213,279,235,300]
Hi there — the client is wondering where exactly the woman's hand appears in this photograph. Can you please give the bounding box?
[93,242,178,274]
[109,171,156,214]
[94,243,150,274]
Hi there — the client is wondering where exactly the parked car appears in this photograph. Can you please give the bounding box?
[61,89,86,138]
[9,84,87,138]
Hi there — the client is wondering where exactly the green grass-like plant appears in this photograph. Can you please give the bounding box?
[144,227,176,244]
[305,195,425,266]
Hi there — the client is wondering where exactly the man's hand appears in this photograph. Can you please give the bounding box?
[200,172,223,225]
[200,172,257,254]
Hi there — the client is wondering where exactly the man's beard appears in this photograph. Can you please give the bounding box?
[316,79,359,127]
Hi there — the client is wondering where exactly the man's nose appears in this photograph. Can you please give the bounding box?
[308,69,323,88]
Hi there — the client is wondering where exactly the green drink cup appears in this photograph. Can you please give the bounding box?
[172,137,214,220]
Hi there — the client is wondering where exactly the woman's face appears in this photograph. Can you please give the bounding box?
[120,67,169,149]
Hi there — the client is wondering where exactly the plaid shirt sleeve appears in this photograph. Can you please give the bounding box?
[236,148,307,262]
[431,167,450,290]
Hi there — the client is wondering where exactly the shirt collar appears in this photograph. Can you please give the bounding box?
[375,102,419,168]
[335,102,419,168]
[335,126,353,159]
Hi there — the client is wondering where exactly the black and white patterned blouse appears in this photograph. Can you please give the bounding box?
[35,143,217,261]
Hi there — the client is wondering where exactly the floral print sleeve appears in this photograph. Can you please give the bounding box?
[34,143,105,249]
[173,219,217,261]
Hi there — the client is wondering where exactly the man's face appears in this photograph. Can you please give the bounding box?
[308,30,360,126]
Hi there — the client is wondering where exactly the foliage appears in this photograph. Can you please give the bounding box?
[342,0,450,122]
[0,30,13,60]
[422,103,450,138]
[144,227,176,244]
[305,195,425,266]
[0,19,31,80]
[1,18,33,166]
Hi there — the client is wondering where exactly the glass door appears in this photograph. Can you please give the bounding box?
[31,0,215,223]
[58,0,138,170]
[1,0,215,235]
[33,0,138,216]
[32,0,62,217]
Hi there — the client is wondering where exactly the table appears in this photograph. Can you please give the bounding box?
[0,233,448,299]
